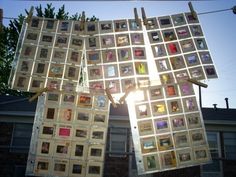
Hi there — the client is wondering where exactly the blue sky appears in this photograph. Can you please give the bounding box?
[1,0,236,109]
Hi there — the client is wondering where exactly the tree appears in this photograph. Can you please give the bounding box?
[0,4,98,96]
[0,15,25,96]
[56,5,69,20]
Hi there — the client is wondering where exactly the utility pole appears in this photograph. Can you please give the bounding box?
[187,79,208,108]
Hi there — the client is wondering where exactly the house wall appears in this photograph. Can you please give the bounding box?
[223,160,236,177]
[0,120,203,177]
[204,123,236,177]
[104,118,131,177]
[104,155,130,177]
[0,109,236,177]
[153,166,200,177]
[0,122,28,177]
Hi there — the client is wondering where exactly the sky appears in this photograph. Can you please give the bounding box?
[1,0,236,109]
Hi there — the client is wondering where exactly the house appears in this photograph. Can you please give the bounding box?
[0,95,236,177]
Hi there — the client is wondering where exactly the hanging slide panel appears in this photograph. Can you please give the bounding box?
[10,13,218,94]
[26,90,110,177]
[87,18,150,95]
[11,9,219,177]
[127,83,211,175]
[147,12,218,84]
[10,17,84,92]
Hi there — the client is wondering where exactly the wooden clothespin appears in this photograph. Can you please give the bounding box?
[187,78,208,88]
[105,88,117,108]
[134,8,141,27]
[0,9,3,30]
[119,85,136,104]
[141,7,147,26]
[29,87,49,102]
[232,6,236,14]
[80,11,86,31]
[188,2,197,20]
[26,6,34,24]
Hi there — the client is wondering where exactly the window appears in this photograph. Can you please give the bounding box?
[10,123,33,153]
[13,165,26,177]
[0,122,13,146]
[201,132,222,177]
[109,127,127,157]
[223,132,236,160]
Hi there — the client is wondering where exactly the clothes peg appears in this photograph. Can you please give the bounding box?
[141,7,147,26]
[29,87,49,102]
[80,11,86,31]
[134,8,141,27]
[26,6,34,24]
[188,2,197,19]
[187,78,208,88]
[232,6,236,14]
[0,9,3,28]
[119,85,136,104]
[105,88,117,108]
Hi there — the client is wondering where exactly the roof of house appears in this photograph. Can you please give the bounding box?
[0,95,129,116]
[0,95,236,122]
[0,95,37,112]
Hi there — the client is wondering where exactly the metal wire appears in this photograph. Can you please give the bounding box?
[1,6,235,21]
[198,8,232,15]
[2,17,18,20]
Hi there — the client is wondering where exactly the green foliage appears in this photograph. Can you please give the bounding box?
[0,4,98,96]
[44,4,55,18]
[86,15,99,22]
[56,5,69,20]
[35,5,43,17]
[70,13,81,21]
[0,15,24,96]
[0,26,10,94]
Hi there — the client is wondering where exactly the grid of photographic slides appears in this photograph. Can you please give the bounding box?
[33,91,109,177]
[128,82,211,174]
[146,12,217,85]
[12,12,217,93]
[86,19,149,94]
[11,16,149,93]
[12,17,84,92]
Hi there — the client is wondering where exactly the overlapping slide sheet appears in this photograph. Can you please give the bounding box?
[26,91,110,177]
[10,12,217,93]
[127,82,211,174]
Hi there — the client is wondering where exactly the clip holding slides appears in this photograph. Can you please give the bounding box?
[119,85,136,104]
[187,78,208,88]
[80,11,86,31]
[105,88,117,108]
[29,87,49,102]
[141,7,147,26]
[0,9,3,29]
[188,2,197,19]
[26,6,34,24]
[134,8,141,27]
